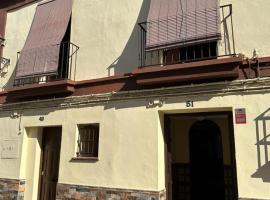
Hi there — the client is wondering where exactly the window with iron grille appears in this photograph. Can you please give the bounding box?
[139,2,236,67]
[77,124,99,158]
[163,41,218,65]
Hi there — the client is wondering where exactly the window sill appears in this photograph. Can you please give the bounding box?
[71,157,99,162]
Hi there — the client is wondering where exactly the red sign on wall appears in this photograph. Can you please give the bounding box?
[235,108,247,124]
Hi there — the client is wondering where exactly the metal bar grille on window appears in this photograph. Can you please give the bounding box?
[77,125,99,157]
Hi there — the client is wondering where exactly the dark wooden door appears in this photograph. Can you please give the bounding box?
[39,127,62,200]
[189,119,225,200]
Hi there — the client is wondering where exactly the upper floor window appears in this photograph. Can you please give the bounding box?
[139,0,235,67]
[14,0,79,86]
[163,41,218,65]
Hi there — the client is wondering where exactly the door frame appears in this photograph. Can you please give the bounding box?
[37,126,62,200]
[164,111,238,200]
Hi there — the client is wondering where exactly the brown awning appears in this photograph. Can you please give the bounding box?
[146,0,220,50]
[15,0,72,78]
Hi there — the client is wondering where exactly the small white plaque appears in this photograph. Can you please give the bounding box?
[1,140,19,159]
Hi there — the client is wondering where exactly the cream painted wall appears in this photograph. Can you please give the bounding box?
[12,103,159,192]
[1,0,147,85]
[70,0,147,80]
[70,0,270,79]
[58,104,159,191]
[20,127,43,200]
[219,0,270,57]
[1,0,270,84]
[0,113,23,179]
[157,112,165,191]
[170,118,192,164]
[0,91,269,198]
[1,2,39,89]
[0,0,269,199]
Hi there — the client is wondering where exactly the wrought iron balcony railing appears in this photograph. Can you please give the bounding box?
[0,57,10,74]
[14,41,79,86]
[0,37,6,47]
[139,4,236,67]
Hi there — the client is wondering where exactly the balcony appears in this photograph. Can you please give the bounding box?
[14,41,79,86]
[3,42,79,101]
[139,4,236,67]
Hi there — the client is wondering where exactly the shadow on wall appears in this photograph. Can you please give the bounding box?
[106,0,150,76]
[252,108,270,182]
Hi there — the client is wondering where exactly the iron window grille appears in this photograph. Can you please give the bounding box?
[0,57,10,71]
[77,124,99,158]
[0,36,6,46]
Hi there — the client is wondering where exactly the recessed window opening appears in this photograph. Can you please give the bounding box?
[164,41,218,65]
[57,19,71,81]
[77,124,100,158]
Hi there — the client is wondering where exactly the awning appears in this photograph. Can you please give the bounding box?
[15,0,72,78]
[146,0,220,50]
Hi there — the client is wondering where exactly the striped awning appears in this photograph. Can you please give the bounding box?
[15,0,72,78]
[146,0,220,50]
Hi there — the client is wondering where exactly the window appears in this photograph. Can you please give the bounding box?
[139,0,227,67]
[14,0,78,86]
[163,41,218,65]
[77,124,99,158]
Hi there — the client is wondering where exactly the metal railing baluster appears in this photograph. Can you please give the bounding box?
[14,42,79,86]
[139,4,236,67]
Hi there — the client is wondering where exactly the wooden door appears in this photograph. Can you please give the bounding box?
[39,127,62,200]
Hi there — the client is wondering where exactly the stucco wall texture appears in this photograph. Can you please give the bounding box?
[0,0,270,200]
[2,0,270,86]
[0,92,269,199]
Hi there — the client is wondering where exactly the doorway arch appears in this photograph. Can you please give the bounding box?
[189,119,225,200]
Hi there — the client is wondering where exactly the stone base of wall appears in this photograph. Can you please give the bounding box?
[57,184,270,200]
[57,183,165,200]
[2,180,268,200]
[0,178,25,200]
[239,198,270,200]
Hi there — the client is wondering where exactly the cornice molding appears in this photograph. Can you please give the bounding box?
[1,77,270,112]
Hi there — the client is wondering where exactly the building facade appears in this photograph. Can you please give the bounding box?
[0,0,269,199]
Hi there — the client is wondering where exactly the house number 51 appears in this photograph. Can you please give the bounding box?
[186,100,194,107]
